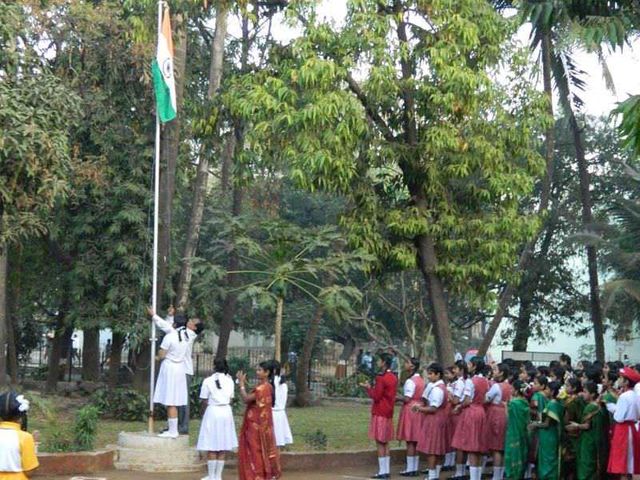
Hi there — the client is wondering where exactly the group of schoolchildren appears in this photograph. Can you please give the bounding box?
[364,353,640,480]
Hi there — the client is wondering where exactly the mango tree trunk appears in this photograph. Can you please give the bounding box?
[274,296,284,363]
[294,305,323,407]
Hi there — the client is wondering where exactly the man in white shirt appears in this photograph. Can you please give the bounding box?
[148,306,203,438]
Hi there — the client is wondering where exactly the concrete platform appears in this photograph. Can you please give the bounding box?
[113,431,203,472]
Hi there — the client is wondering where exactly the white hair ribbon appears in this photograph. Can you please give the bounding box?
[15,395,29,413]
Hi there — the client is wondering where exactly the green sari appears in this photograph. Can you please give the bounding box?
[576,402,605,480]
[505,397,530,480]
[562,395,585,476]
[537,399,565,480]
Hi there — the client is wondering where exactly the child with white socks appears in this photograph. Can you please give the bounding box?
[197,359,238,480]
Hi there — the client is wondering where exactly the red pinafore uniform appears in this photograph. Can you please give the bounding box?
[451,375,489,453]
[485,382,513,452]
[397,374,426,442]
[418,382,451,456]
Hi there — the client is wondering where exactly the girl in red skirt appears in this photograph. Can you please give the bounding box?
[485,363,513,480]
[607,367,640,479]
[414,363,450,480]
[361,353,398,479]
[397,357,425,477]
[451,356,489,480]
[449,360,470,479]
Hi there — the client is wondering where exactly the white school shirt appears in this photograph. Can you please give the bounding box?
[462,377,474,400]
[159,329,190,363]
[153,314,196,375]
[452,377,465,401]
[612,390,640,423]
[273,376,288,411]
[200,373,235,406]
[403,374,420,398]
[486,382,503,404]
[422,380,445,408]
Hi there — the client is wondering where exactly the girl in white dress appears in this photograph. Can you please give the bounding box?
[271,360,293,448]
[197,359,238,480]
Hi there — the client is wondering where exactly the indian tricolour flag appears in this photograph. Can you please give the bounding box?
[152,7,177,123]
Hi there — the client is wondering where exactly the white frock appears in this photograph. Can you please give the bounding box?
[153,330,189,406]
[272,377,293,447]
[196,373,238,452]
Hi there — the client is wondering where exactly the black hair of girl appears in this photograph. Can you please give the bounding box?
[512,379,529,396]
[566,377,582,393]
[271,359,286,385]
[427,362,443,377]
[585,367,602,384]
[213,358,229,389]
[469,356,485,375]
[259,360,276,405]
[537,375,549,389]
[409,357,420,376]
[548,380,562,398]
[496,363,510,382]
[454,360,468,379]
[583,380,598,399]
[379,353,393,369]
[0,392,27,431]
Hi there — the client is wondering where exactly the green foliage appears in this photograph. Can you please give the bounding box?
[227,356,251,376]
[303,428,328,450]
[325,373,369,398]
[614,95,640,158]
[91,388,148,421]
[73,405,100,451]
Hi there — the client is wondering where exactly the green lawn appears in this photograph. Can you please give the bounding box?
[29,397,400,453]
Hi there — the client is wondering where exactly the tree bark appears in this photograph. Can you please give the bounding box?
[478,32,556,356]
[6,308,18,384]
[107,332,125,387]
[274,296,284,362]
[569,110,605,362]
[415,233,455,364]
[512,298,533,352]
[81,327,100,381]
[0,243,7,386]
[45,310,72,393]
[156,13,188,305]
[294,305,324,407]
[175,5,228,311]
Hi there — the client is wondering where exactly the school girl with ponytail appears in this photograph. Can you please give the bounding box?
[484,362,513,480]
[450,356,489,480]
[237,361,281,480]
[271,360,293,448]
[396,357,425,476]
[196,359,238,480]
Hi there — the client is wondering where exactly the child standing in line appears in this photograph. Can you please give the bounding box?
[360,353,398,479]
[396,357,425,477]
[196,359,238,480]
[449,360,470,479]
[484,363,513,480]
[0,392,39,480]
[529,381,565,480]
[441,365,457,471]
[567,380,605,480]
[504,380,531,480]
[450,356,489,480]
[414,363,450,480]
[272,360,293,449]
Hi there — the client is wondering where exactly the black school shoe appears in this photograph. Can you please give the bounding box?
[399,472,419,477]
[442,465,455,472]
[371,474,390,479]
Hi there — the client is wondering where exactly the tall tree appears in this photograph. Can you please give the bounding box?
[229,0,548,363]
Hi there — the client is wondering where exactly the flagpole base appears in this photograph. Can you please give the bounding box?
[114,431,203,473]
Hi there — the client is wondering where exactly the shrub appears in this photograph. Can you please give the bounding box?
[227,356,251,377]
[303,428,328,450]
[325,373,369,398]
[73,405,100,451]
[91,387,147,421]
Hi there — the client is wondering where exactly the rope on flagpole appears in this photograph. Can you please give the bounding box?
[148,0,165,435]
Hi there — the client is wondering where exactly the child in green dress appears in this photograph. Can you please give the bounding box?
[529,381,564,480]
[504,380,530,480]
[566,380,606,480]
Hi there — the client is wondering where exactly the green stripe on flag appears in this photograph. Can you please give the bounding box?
[152,59,176,123]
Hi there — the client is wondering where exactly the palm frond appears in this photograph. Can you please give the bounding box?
[602,279,640,313]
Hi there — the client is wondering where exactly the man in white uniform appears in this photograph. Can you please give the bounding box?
[148,306,203,438]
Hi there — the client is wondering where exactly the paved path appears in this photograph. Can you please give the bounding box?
[46,466,455,480]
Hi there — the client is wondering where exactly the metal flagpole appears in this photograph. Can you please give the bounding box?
[148,0,164,435]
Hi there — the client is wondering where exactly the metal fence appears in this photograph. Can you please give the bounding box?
[501,350,563,366]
